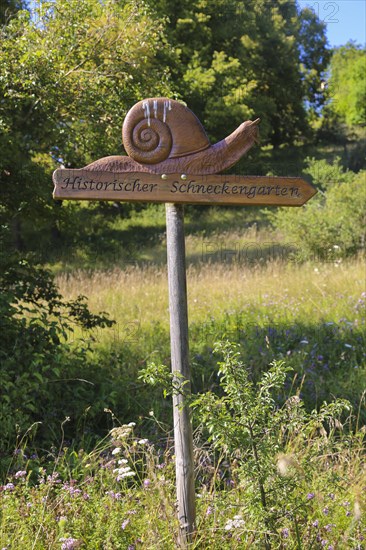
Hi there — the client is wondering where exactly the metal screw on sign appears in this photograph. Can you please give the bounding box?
[53,97,317,547]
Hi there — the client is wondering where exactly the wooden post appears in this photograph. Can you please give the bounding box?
[165,203,196,547]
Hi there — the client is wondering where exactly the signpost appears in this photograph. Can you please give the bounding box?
[53,97,316,548]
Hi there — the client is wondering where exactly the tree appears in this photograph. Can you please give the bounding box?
[146,0,330,147]
[0,0,172,252]
[327,43,366,127]
[0,0,24,24]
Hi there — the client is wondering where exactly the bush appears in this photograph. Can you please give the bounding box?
[268,158,366,260]
[0,249,114,470]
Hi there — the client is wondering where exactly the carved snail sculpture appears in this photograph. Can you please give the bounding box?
[85,98,260,175]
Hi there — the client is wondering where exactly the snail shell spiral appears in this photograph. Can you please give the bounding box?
[122,98,210,165]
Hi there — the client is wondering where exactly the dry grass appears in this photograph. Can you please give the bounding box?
[56,257,365,340]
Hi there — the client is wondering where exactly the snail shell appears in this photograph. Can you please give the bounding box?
[84,98,260,174]
[122,98,210,164]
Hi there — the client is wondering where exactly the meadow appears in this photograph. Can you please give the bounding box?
[1,208,364,549]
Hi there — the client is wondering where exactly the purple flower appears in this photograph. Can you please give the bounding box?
[312,520,319,527]
[206,506,213,516]
[121,519,130,530]
[3,483,15,492]
[14,470,26,479]
[307,493,315,500]
[323,507,329,515]
[328,493,335,500]
[328,546,334,550]
[324,524,334,532]
[47,472,61,484]
[281,528,289,538]
[143,479,151,488]
[321,540,328,547]
[59,538,80,550]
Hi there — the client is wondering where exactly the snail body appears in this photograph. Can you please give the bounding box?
[84,98,259,174]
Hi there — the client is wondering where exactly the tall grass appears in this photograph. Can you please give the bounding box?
[56,257,365,337]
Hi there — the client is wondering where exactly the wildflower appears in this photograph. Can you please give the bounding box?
[281,528,289,538]
[118,459,128,465]
[110,424,135,441]
[59,537,80,549]
[328,546,334,550]
[47,472,61,484]
[344,344,353,349]
[3,483,15,491]
[224,515,245,530]
[112,447,121,455]
[312,520,319,527]
[114,466,132,475]
[138,439,149,445]
[121,519,130,530]
[149,411,154,416]
[300,339,309,345]
[117,471,136,481]
[143,479,151,488]
[307,493,315,500]
[321,540,328,547]
[323,507,329,515]
[328,493,335,501]
[206,506,213,516]
[14,470,26,479]
[324,524,335,532]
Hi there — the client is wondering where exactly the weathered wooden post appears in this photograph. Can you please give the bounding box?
[53,97,317,547]
[166,203,195,544]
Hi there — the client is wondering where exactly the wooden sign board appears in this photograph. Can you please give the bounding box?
[53,169,316,206]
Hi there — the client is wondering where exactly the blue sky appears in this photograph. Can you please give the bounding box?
[299,0,366,47]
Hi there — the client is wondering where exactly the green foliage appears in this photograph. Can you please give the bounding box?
[269,158,366,260]
[0,248,115,464]
[327,43,366,127]
[1,351,364,547]
[147,0,330,146]
[0,0,172,252]
[192,341,359,548]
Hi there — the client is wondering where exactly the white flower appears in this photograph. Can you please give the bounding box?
[224,515,245,530]
[118,459,128,465]
[113,466,132,475]
[138,439,149,445]
[117,471,136,480]
[128,422,136,427]
[111,447,121,455]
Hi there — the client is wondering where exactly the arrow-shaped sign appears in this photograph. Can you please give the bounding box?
[53,169,316,206]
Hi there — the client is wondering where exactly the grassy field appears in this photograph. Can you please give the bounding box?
[2,149,365,547]
[54,228,366,424]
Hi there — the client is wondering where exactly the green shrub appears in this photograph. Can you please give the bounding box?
[0,250,114,470]
[269,158,366,260]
